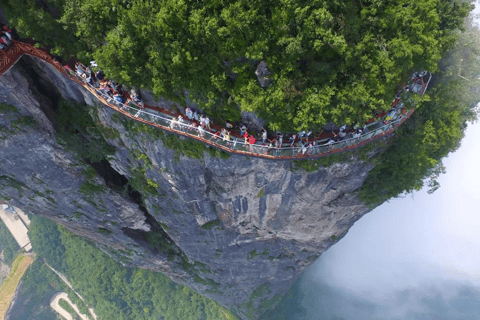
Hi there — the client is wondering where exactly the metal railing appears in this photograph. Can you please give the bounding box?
[83,78,420,159]
[0,40,431,160]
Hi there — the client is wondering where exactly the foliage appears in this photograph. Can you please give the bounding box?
[145,229,175,259]
[161,132,210,160]
[28,215,67,271]
[27,215,237,320]
[97,227,112,235]
[257,188,265,198]
[0,255,34,319]
[200,219,221,230]
[237,283,282,319]
[10,116,37,129]
[0,103,17,114]
[160,130,230,160]
[79,181,107,195]
[359,18,480,205]
[128,168,159,197]
[58,299,77,318]
[247,250,258,260]
[7,259,88,320]
[4,0,472,132]
[291,136,389,172]
[55,100,116,162]
[208,147,231,160]
[0,219,20,266]
[2,0,92,61]
[119,117,230,160]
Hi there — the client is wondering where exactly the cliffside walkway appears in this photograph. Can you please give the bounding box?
[0,40,431,160]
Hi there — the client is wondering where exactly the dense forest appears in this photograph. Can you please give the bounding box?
[290,14,480,204]
[358,16,480,204]
[25,214,237,320]
[8,259,68,320]
[2,0,472,131]
[1,2,479,319]
[2,0,477,205]
[0,219,19,266]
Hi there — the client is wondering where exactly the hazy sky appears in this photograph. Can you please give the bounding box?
[264,120,480,319]
[266,5,480,318]
[294,119,480,320]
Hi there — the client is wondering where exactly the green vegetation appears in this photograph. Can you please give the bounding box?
[162,134,207,159]
[129,167,159,197]
[0,255,34,319]
[55,100,116,162]
[26,215,237,320]
[160,130,227,160]
[4,0,471,132]
[10,116,38,129]
[97,227,112,235]
[0,219,20,266]
[0,103,17,114]
[247,250,258,260]
[0,103,38,138]
[7,259,89,320]
[79,181,107,195]
[29,215,67,270]
[257,188,265,198]
[145,229,176,260]
[120,117,230,160]
[73,211,83,219]
[359,19,480,205]
[201,219,221,230]
[237,283,283,320]
[193,274,221,289]
[58,299,77,318]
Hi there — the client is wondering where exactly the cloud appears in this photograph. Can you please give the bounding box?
[264,121,480,320]
[272,278,480,320]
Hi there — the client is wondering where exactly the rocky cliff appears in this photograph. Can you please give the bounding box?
[0,55,377,319]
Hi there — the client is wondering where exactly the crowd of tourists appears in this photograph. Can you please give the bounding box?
[66,58,426,156]
[0,19,419,157]
[67,61,145,111]
[0,25,13,51]
[0,22,425,156]
[165,71,427,155]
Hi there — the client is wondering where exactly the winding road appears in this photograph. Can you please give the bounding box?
[49,292,95,320]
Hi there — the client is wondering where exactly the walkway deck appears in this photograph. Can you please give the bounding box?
[0,40,431,160]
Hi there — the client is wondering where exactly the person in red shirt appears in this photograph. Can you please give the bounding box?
[243,131,249,145]
[248,135,256,152]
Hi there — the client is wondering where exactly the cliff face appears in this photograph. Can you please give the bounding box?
[0,55,375,318]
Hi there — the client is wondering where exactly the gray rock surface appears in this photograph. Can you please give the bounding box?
[255,61,271,88]
[0,54,377,319]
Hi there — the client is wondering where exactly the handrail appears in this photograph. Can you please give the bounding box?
[0,40,431,160]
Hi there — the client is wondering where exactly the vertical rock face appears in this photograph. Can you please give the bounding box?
[0,55,376,319]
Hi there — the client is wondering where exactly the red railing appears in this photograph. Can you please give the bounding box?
[0,40,431,160]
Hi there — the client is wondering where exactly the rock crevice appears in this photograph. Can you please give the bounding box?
[0,55,377,319]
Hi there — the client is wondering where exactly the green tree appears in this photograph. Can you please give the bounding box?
[4,0,473,131]
[359,16,480,204]
[27,215,237,320]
